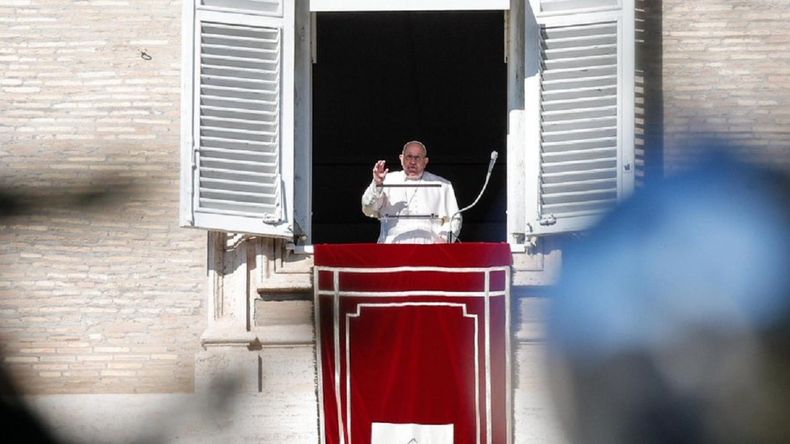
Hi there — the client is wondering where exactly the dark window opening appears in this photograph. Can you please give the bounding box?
[312,11,507,243]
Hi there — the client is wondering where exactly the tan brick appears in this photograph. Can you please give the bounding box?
[4,356,39,363]
[92,347,130,353]
[33,364,69,371]
[107,362,143,370]
[19,348,56,354]
[100,370,136,377]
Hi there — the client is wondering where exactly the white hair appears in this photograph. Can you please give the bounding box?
[401,140,427,156]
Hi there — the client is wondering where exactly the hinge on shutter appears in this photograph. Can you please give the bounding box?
[184,144,197,225]
[292,220,307,242]
[539,214,557,226]
[262,214,280,225]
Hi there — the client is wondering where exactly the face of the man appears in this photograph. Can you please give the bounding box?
[400,144,429,179]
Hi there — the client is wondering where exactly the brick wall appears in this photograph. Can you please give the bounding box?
[661,0,790,173]
[3,0,787,403]
[0,0,206,393]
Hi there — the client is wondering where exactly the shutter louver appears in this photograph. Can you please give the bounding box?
[539,21,619,219]
[182,0,299,237]
[198,21,282,221]
[524,1,635,236]
[540,0,619,14]
[200,0,281,15]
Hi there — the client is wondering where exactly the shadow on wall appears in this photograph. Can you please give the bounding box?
[545,146,790,444]
[0,176,216,444]
[0,176,137,443]
[0,176,249,443]
[0,361,60,442]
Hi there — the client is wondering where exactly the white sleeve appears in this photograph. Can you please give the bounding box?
[442,182,462,242]
[361,180,384,218]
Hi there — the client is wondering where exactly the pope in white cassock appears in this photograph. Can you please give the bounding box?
[361,141,461,244]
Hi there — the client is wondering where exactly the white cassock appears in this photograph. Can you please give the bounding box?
[361,170,461,244]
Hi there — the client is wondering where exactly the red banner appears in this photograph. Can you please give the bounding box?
[314,243,512,444]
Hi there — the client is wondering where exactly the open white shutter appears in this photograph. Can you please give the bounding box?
[524,0,634,235]
[181,0,298,237]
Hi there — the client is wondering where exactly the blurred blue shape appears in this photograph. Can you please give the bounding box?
[545,152,790,444]
[548,154,789,360]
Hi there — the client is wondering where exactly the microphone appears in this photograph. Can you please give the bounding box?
[487,151,498,175]
[449,150,499,243]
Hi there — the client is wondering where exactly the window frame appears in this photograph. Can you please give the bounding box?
[310,0,510,12]
[180,0,636,246]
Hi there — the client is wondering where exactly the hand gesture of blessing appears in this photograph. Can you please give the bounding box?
[372,160,388,186]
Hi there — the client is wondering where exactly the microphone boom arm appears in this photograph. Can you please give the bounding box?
[449,150,498,243]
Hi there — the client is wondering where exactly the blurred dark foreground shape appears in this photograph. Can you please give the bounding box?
[0,176,141,443]
[0,175,243,443]
[546,153,790,444]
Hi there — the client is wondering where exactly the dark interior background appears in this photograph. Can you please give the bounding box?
[312,11,507,243]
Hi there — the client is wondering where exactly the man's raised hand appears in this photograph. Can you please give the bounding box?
[372,160,388,186]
